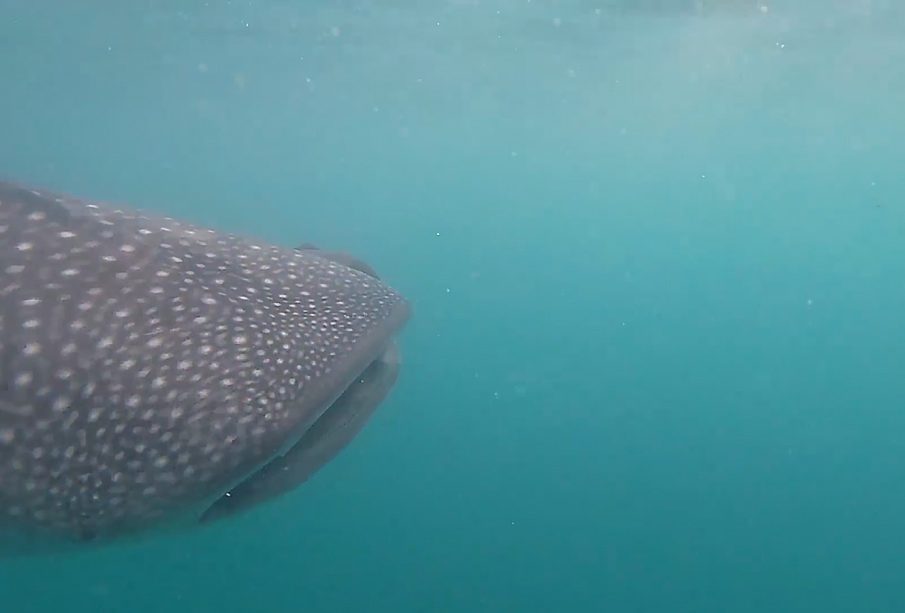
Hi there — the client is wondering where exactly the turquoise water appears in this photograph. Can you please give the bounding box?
[2,1,905,610]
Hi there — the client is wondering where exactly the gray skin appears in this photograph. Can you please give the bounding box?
[201,245,402,523]
[0,181,410,552]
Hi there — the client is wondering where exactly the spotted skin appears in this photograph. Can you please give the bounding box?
[0,181,410,547]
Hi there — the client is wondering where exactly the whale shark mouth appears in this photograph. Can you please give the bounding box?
[201,341,401,523]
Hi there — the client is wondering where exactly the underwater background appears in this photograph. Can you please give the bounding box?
[2,0,905,611]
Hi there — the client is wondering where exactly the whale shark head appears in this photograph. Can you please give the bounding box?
[0,181,410,551]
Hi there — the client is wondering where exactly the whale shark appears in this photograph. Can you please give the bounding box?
[0,180,410,551]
